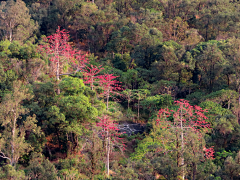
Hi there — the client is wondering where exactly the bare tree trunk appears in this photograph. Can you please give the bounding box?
[56,61,59,80]
[56,27,60,94]
[107,92,109,111]
[9,20,12,42]
[106,131,110,177]
[56,55,60,95]
[180,108,185,180]
[91,76,94,90]
[10,28,12,42]
[45,144,52,159]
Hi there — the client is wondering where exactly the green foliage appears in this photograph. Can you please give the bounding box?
[0,81,41,166]
[221,151,240,180]
[60,77,85,95]
[107,101,123,121]
[59,77,99,121]
[111,53,131,71]
[151,154,180,180]
[57,156,90,179]
[214,115,237,135]
[50,77,99,137]
[0,40,11,58]
[120,69,140,89]
[26,153,57,180]
[190,160,217,180]
[112,164,139,180]
[131,136,163,160]
[191,41,228,91]
[204,89,238,109]
[0,164,26,180]
[0,0,38,42]
[209,114,240,151]
[59,95,98,123]
[214,150,235,168]
[200,101,232,124]
[150,80,177,96]
[3,0,240,178]
[131,160,154,180]
[26,132,46,153]
[141,94,173,116]
[58,167,88,180]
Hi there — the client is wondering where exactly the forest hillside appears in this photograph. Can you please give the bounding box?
[0,0,240,179]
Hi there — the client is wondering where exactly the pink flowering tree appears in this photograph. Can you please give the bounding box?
[38,27,88,81]
[98,74,122,111]
[83,65,104,90]
[96,115,125,177]
[156,99,214,180]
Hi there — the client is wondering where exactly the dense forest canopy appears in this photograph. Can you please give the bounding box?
[1,0,240,179]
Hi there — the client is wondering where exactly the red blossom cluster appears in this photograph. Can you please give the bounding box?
[83,65,104,90]
[203,146,215,159]
[38,27,89,74]
[156,99,214,160]
[96,116,119,135]
[82,66,123,98]
[157,99,210,131]
[96,115,125,150]
[38,27,123,103]
[98,74,122,96]
[96,115,126,176]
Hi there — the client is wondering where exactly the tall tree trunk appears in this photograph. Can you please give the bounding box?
[56,37,60,94]
[91,76,94,90]
[176,133,180,167]
[227,74,230,87]
[180,108,185,180]
[9,20,12,42]
[107,93,109,111]
[106,131,110,177]
[56,61,59,81]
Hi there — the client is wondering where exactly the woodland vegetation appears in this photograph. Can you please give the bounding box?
[1,0,240,179]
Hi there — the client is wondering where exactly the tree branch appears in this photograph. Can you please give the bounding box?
[0,152,11,163]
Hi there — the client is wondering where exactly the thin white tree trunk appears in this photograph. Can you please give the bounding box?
[106,131,110,177]
[56,36,60,94]
[107,90,109,111]
[9,20,12,42]
[91,76,94,90]
[180,108,184,180]
[56,61,59,81]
